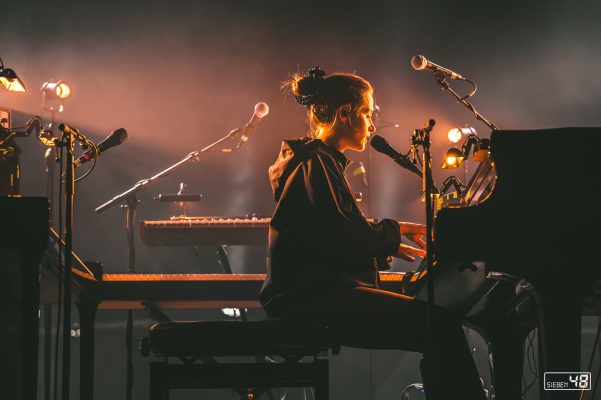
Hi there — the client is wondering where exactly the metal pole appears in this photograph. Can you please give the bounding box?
[61,131,74,400]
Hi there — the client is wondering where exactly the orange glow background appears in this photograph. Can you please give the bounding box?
[1,1,600,397]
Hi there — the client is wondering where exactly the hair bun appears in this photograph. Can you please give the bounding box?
[294,66,327,109]
[307,67,326,80]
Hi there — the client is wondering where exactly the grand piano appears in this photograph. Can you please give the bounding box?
[434,127,601,400]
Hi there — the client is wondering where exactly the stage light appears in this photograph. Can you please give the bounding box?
[448,128,462,143]
[441,134,490,169]
[42,81,71,100]
[441,148,463,169]
[0,67,26,92]
[447,126,477,143]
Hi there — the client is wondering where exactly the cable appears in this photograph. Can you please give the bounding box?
[521,376,537,397]
[10,115,43,136]
[521,330,538,397]
[59,136,100,183]
[526,330,537,376]
[461,79,478,100]
[73,139,99,182]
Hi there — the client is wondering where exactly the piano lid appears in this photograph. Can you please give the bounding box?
[434,127,601,282]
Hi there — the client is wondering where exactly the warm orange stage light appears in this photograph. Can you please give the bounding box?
[0,68,26,92]
[447,128,462,143]
[42,81,72,99]
[447,126,477,143]
[441,148,463,169]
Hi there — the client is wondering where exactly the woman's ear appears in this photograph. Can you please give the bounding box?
[337,104,353,121]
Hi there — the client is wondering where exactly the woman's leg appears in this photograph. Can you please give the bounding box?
[275,286,487,400]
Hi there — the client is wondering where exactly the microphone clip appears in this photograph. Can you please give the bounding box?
[235,123,253,149]
[411,119,436,148]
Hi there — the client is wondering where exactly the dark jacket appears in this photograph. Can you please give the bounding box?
[259,137,402,310]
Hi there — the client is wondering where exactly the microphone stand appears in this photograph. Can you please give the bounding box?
[95,126,246,214]
[54,123,99,400]
[434,74,500,132]
[94,128,245,400]
[411,119,438,393]
[58,127,75,400]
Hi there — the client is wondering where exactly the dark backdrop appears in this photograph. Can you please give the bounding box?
[1,0,600,399]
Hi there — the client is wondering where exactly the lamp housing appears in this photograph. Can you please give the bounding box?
[0,68,26,92]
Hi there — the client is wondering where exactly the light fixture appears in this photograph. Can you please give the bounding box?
[441,147,463,169]
[41,81,71,100]
[441,134,490,169]
[447,126,477,143]
[0,62,26,92]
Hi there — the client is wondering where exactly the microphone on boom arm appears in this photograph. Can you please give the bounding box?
[236,102,269,148]
[410,55,466,81]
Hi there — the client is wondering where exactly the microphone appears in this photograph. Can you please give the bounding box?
[370,135,422,178]
[74,128,128,167]
[237,102,269,148]
[410,55,466,81]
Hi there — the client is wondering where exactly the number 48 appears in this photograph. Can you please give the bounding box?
[569,374,589,389]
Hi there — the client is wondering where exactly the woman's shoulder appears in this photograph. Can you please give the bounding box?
[280,136,319,153]
[272,136,323,163]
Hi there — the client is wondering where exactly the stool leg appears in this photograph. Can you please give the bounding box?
[313,360,329,400]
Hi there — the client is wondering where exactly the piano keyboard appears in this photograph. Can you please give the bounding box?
[98,272,407,309]
[139,216,271,246]
[103,273,266,281]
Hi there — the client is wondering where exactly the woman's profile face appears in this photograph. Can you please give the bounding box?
[344,93,376,152]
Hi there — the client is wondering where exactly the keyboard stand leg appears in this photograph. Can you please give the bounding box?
[21,253,41,400]
[216,245,249,322]
[43,305,52,400]
[78,298,98,400]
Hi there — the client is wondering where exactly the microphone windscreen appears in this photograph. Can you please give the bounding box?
[254,102,269,118]
[370,135,400,159]
[411,55,427,71]
[98,128,128,152]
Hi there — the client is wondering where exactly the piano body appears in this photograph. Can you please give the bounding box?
[434,127,601,399]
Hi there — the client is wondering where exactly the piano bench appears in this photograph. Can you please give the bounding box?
[140,319,339,400]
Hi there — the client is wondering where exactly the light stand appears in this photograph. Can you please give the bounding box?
[42,81,71,227]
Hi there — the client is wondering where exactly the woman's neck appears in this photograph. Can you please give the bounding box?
[316,128,346,153]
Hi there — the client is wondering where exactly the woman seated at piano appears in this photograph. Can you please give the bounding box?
[259,67,486,400]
